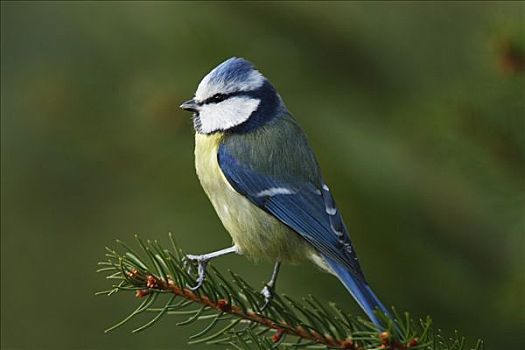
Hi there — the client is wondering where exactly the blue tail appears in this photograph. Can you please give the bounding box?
[324,256,390,326]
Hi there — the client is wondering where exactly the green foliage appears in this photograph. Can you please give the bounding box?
[97,235,483,350]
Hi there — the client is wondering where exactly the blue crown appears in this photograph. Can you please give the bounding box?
[208,57,257,84]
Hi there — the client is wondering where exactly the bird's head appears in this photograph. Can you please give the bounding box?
[180,57,283,134]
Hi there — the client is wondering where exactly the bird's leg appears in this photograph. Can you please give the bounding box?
[185,246,239,291]
[260,260,281,310]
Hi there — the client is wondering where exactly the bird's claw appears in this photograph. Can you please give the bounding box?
[183,254,197,274]
[260,284,274,311]
[184,254,208,291]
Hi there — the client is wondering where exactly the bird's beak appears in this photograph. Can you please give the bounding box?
[180,99,199,112]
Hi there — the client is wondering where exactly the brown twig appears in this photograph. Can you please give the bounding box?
[135,273,415,350]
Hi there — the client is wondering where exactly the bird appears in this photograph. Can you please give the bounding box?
[180,57,389,326]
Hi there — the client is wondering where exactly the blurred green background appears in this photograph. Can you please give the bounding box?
[1,1,524,349]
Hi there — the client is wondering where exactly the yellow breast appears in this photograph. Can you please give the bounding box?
[194,132,312,263]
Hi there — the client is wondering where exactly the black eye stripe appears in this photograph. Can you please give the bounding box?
[202,90,260,105]
[203,92,235,104]
[205,93,227,104]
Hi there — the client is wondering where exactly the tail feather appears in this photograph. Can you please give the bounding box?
[324,256,389,326]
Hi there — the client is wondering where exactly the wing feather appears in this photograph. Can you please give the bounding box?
[218,141,365,280]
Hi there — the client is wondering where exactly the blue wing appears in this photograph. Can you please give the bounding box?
[218,141,365,280]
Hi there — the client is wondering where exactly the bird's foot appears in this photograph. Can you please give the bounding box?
[184,254,209,291]
[260,284,275,311]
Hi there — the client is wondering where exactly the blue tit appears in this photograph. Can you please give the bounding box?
[180,57,389,325]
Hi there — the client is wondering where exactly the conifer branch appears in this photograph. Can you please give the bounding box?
[97,234,483,350]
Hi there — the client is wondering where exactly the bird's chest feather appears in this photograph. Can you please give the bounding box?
[194,132,310,263]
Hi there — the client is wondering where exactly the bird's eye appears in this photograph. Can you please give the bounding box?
[209,93,227,104]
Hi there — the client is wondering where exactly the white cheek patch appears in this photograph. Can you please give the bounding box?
[195,70,264,101]
[198,97,261,133]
